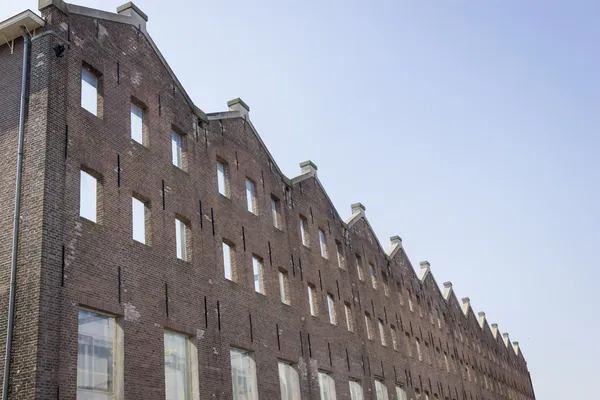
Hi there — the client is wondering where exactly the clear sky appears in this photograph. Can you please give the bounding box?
[3,0,599,398]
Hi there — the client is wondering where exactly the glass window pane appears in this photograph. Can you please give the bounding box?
[253,256,264,294]
[77,309,114,399]
[176,219,187,260]
[131,103,143,144]
[223,242,232,280]
[231,349,257,400]
[81,68,98,115]
[349,381,364,400]
[246,179,256,214]
[217,162,226,196]
[172,132,183,168]
[164,331,189,400]
[396,386,407,400]
[80,170,97,222]
[132,197,145,244]
[375,380,389,400]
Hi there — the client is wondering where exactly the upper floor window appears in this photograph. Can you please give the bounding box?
[278,361,300,400]
[217,161,230,197]
[222,241,236,281]
[175,217,189,261]
[416,338,423,361]
[407,290,414,312]
[172,131,184,169]
[356,254,365,281]
[245,178,258,215]
[396,386,408,400]
[80,169,99,223]
[279,269,290,305]
[130,102,145,145]
[230,348,257,400]
[369,263,377,289]
[308,284,318,316]
[327,293,337,325]
[390,325,398,350]
[77,309,120,399]
[344,302,354,332]
[81,66,100,116]
[300,215,309,247]
[271,196,282,229]
[378,318,387,347]
[252,255,265,294]
[335,241,344,269]
[319,229,328,258]
[349,380,364,400]
[164,331,193,400]
[382,273,390,296]
[374,380,389,400]
[365,312,374,340]
[132,195,149,244]
[318,371,337,400]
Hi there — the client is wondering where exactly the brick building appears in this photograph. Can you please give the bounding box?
[0,1,536,399]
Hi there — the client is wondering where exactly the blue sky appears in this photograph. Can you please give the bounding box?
[4,0,599,398]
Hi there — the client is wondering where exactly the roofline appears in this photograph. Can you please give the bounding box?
[0,10,45,48]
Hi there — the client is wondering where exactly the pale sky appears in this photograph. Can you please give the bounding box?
[3,1,599,398]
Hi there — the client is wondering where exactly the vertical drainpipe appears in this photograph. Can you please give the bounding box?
[2,26,31,400]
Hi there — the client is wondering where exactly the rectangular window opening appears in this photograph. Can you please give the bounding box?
[278,361,301,400]
[172,130,185,169]
[132,195,150,244]
[246,178,258,215]
[319,229,328,258]
[230,348,258,400]
[300,215,309,247]
[318,371,337,400]
[81,65,101,116]
[223,240,236,281]
[327,293,337,325]
[164,330,192,400]
[308,284,318,317]
[217,160,230,197]
[271,195,282,229]
[80,168,100,223]
[175,217,190,261]
[279,269,290,305]
[252,255,265,294]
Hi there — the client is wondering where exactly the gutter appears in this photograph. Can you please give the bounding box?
[2,26,31,400]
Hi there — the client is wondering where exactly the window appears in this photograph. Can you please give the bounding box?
[278,361,300,400]
[396,386,408,400]
[252,255,265,294]
[81,66,99,116]
[397,283,404,306]
[405,333,412,357]
[349,380,364,400]
[356,255,364,281]
[327,294,337,325]
[369,264,377,289]
[164,331,191,400]
[175,217,189,261]
[271,196,282,229]
[172,131,184,169]
[318,371,337,400]
[416,338,422,361]
[246,178,258,215]
[365,313,373,340]
[374,380,389,400]
[378,318,386,346]
[132,196,149,244]
[319,229,328,258]
[80,169,98,222]
[217,161,230,197]
[344,303,354,332]
[77,309,119,400]
[223,241,236,281]
[308,284,318,316]
[382,273,390,296]
[279,269,290,305]
[230,348,257,400]
[407,290,414,312]
[300,215,309,247]
[335,241,344,269]
[130,102,144,144]
[390,325,398,350]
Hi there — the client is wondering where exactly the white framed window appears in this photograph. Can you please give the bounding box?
[132,196,148,244]
[252,255,265,294]
[319,229,328,258]
[344,303,354,332]
[130,102,144,144]
[245,178,258,215]
[308,284,318,316]
[318,371,337,400]
[279,270,290,305]
[217,161,229,197]
[164,331,192,400]
[349,380,364,400]
[374,380,389,400]
[390,326,398,350]
[395,386,408,400]
[175,217,189,261]
[80,169,98,223]
[335,241,344,269]
[172,131,184,169]
[369,263,377,289]
[223,241,235,281]
[77,309,122,400]
[230,348,258,400]
[81,67,98,116]
[271,196,282,229]
[378,319,386,347]
[356,255,364,281]
[327,294,337,325]
[300,215,309,247]
[365,313,373,340]
[278,361,300,400]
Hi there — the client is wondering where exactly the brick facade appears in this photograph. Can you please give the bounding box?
[0,1,535,399]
